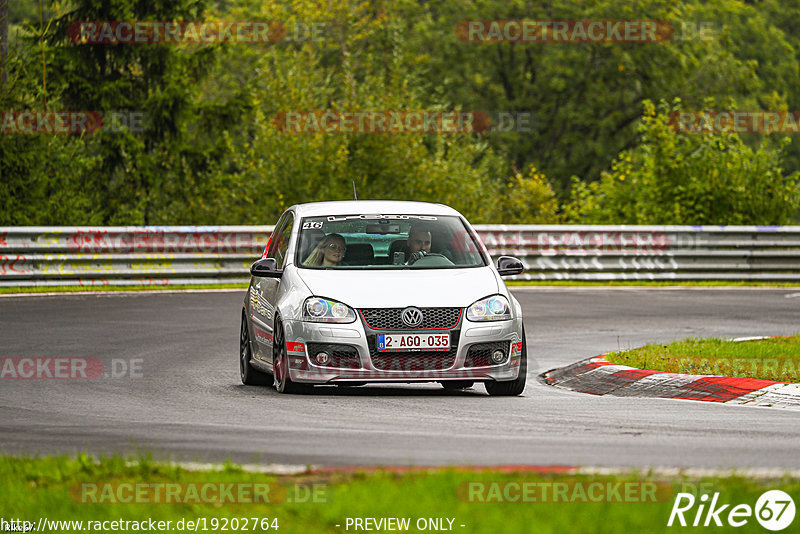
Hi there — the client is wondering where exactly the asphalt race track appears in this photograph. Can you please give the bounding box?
[1,288,798,469]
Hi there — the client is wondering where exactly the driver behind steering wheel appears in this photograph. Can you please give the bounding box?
[405,224,432,264]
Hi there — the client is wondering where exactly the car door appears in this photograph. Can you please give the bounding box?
[250,211,294,365]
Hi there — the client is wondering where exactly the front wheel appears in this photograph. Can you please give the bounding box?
[240,312,269,386]
[273,319,310,394]
[485,328,527,397]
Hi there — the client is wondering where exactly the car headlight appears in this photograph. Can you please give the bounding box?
[302,297,357,323]
[466,295,512,321]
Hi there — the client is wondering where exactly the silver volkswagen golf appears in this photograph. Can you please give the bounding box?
[239,200,527,395]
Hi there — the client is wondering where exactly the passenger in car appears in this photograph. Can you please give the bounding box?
[303,233,347,267]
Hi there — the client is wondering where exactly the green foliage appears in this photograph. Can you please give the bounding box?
[41,0,236,225]
[0,33,100,225]
[403,0,798,190]
[565,100,800,225]
[3,0,800,226]
[502,165,560,224]
[166,0,509,223]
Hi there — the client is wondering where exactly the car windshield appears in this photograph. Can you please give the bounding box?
[296,214,487,269]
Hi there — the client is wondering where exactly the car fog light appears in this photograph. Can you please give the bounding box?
[491,350,505,363]
[315,352,330,365]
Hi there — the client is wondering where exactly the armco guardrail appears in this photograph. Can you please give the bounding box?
[1,225,799,286]
[0,226,272,287]
[478,225,800,281]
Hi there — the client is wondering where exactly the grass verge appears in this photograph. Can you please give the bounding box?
[0,280,800,295]
[605,335,800,382]
[1,281,798,294]
[2,455,799,533]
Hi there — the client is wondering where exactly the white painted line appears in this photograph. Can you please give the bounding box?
[106,459,800,478]
[785,292,800,298]
[167,461,311,475]
[122,460,309,475]
[141,461,800,478]
[579,466,800,478]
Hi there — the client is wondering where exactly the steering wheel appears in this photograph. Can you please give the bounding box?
[406,252,454,266]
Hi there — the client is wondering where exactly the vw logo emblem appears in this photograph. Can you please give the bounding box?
[401,307,423,327]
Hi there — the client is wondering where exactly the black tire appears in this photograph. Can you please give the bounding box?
[240,312,270,386]
[441,381,474,390]
[485,328,527,397]
[273,318,310,394]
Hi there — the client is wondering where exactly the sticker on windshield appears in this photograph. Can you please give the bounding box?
[302,221,324,229]
[326,214,439,222]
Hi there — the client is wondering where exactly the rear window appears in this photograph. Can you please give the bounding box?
[295,214,486,269]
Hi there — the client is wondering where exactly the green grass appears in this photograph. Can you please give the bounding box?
[1,280,796,296]
[2,455,799,533]
[2,280,798,294]
[0,283,248,294]
[606,336,800,382]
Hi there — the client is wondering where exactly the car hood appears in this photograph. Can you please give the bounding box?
[296,266,501,308]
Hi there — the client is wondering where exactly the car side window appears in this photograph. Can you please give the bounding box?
[267,212,294,269]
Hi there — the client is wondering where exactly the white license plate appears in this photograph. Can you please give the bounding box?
[377,333,450,352]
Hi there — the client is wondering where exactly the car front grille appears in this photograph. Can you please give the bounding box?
[359,307,462,330]
[464,341,509,367]
[370,352,458,371]
[306,343,361,369]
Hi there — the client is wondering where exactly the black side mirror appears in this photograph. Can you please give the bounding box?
[250,258,282,278]
[496,256,524,277]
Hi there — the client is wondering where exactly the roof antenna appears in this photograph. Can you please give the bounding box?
[352,180,358,200]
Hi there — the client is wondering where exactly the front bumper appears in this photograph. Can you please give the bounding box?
[282,314,523,384]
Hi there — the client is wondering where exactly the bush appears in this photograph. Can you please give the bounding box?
[502,165,560,224]
[566,100,800,225]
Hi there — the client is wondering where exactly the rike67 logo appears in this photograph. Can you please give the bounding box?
[668,490,795,530]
